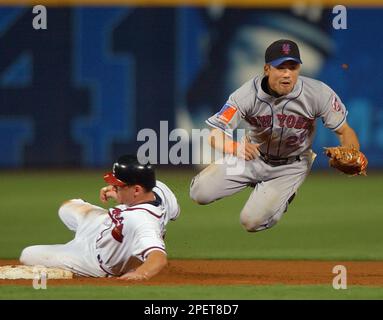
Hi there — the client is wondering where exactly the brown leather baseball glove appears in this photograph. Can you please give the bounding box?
[324,146,368,176]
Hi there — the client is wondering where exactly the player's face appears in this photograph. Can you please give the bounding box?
[115,185,137,205]
[264,61,301,96]
[223,27,324,94]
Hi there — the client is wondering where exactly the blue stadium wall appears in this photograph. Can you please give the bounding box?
[0,6,382,168]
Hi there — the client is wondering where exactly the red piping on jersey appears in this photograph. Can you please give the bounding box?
[139,246,166,260]
[97,254,115,276]
[121,207,163,219]
[96,223,113,243]
[98,263,114,277]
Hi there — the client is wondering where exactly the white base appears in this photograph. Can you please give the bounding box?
[0,265,73,279]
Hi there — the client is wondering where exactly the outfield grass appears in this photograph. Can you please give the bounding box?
[1,170,381,260]
[1,284,383,300]
[165,170,383,261]
[0,170,382,300]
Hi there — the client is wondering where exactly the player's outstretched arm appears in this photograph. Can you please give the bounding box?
[208,128,260,160]
[334,122,360,150]
[119,250,167,281]
[208,128,238,155]
[325,122,367,176]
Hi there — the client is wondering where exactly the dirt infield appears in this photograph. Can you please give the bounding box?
[1,259,382,286]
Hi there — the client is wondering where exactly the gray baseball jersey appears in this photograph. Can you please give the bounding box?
[206,75,348,157]
[190,75,348,233]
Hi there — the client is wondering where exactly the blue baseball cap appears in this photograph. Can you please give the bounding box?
[265,39,302,67]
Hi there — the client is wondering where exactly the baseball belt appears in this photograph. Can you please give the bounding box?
[259,151,301,167]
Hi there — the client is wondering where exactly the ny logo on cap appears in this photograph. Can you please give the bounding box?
[282,43,291,55]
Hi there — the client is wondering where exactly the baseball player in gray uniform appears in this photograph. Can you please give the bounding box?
[190,39,362,232]
[20,155,180,280]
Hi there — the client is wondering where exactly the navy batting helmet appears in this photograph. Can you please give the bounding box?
[103,154,156,191]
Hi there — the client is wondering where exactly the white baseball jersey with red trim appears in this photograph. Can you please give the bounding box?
[96,203,165,276]
[96,180,180,276]
[20,180,180,277]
